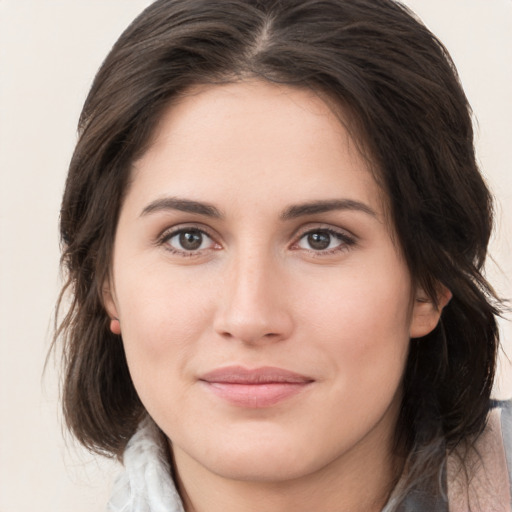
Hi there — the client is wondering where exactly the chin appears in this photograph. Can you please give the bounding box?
[207,451,316,483]
[175,428,332,483]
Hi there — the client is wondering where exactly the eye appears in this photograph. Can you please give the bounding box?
[296,229,354,252]
[163,228,217,253]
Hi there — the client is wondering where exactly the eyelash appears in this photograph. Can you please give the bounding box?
[157,225,356,257]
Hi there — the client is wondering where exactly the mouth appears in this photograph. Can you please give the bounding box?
[198,366,314,408]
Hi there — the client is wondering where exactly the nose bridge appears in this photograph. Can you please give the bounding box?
[214,244,292,344]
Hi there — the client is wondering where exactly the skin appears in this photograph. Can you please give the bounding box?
[104,81,447,512]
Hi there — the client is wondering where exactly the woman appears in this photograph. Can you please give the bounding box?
[56,0,510,510]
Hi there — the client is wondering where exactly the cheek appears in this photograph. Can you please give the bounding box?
[114,264,215,374]
[302,259,411,326]
[115,270,218,425]
[297,262,412,379]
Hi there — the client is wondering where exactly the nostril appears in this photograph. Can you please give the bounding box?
[215,322,288,345]
[212,282,294,344]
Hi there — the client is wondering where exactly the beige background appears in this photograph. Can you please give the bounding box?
[0,1,510,511]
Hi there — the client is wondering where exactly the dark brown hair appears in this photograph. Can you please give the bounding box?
[56,0,501,501]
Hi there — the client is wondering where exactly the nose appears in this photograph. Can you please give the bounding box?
[213,252,294,345]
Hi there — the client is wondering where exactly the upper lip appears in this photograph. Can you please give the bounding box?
[199,366,314,384]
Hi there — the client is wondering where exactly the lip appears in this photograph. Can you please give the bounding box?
[199,366,314,408]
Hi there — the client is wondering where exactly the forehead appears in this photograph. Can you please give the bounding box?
[129,81,387,220]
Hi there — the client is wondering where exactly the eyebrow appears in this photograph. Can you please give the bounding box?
[140,197,223,218]
[280,199,377,220]
[140,196,376,221]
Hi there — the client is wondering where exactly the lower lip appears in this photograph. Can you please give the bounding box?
[202,382,311,408]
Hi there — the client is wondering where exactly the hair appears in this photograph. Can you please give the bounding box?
[56,0,501,504]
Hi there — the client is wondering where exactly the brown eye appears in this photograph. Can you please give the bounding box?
[296,229,354,253]
[179,231,203,250]
[307,232,331,250]
[165,229,215,253]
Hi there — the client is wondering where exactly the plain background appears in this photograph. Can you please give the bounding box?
[0,1,511,511]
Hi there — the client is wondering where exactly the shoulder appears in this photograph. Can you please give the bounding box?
[447,399,512,512]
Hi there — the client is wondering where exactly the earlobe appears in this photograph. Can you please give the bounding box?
[410,285,452,339]
[110,318,121,335]
[102,280,121,334]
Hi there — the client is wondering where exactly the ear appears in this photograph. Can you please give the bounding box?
[409,284,452,339]
[102,279,121,335]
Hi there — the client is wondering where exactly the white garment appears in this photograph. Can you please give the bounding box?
[107,416,184,512]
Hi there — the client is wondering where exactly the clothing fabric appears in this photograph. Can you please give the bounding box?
[107,402,512,512]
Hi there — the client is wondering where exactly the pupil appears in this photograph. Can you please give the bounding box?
[308,232,330,250]
[179,231,202,250]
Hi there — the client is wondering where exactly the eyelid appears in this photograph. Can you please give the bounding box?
[291,222,357,241]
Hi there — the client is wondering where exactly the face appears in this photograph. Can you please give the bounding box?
[105,81,442,483]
